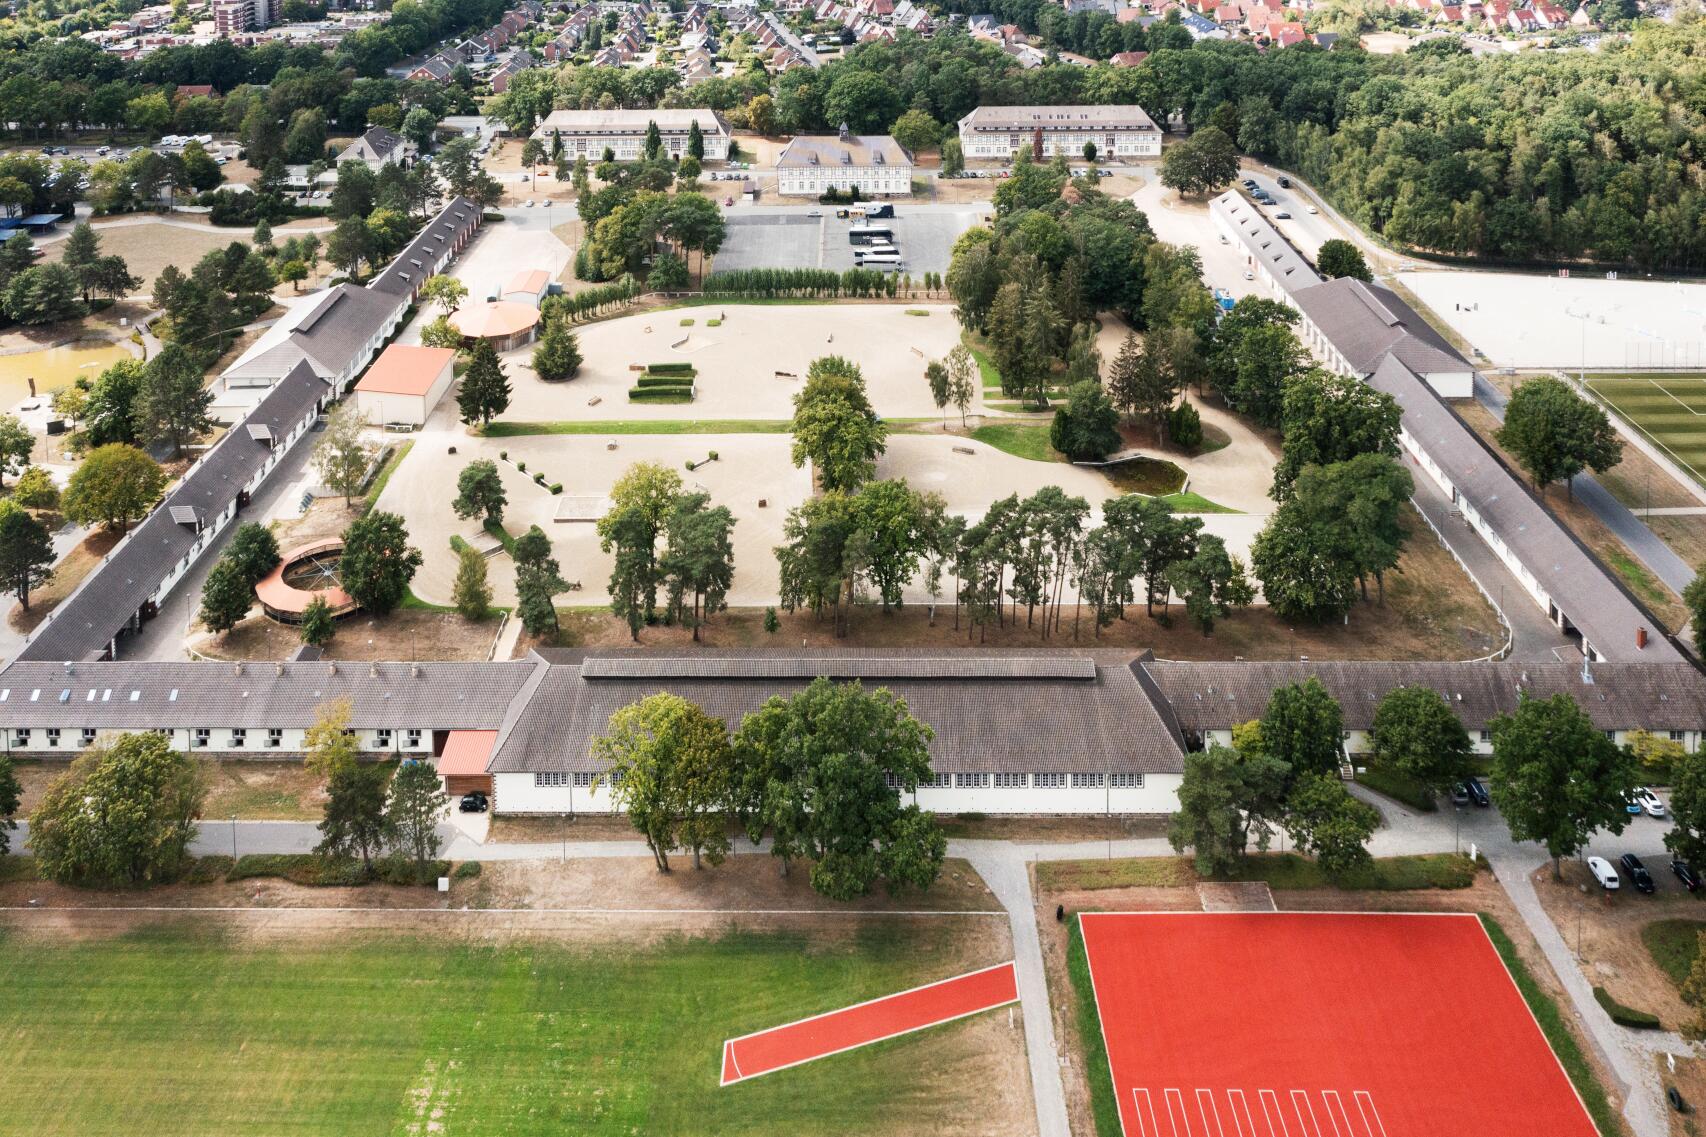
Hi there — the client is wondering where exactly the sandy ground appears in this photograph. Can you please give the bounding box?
[1401,271,1706,370]
[438,216,574,315]
[1127,173,1271,305]
[42,220,242,292]
[495,304,972,422]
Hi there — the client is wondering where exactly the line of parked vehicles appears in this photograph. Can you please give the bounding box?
[1584,786,1691,894]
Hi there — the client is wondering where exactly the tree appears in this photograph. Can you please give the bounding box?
[224,522,280,586]
[278,259,309,291]
[340,511,421,616]
[312,401,378,509]
[303,698,360,782]
[688,118,706,160]
[647,251,689,292]
[1489,692,1639,878]
[198,558,253,634]
[402,107,439,153]
[1250,495,1361,624]
[1158,126,1239,197]
[299,594,336,647]
[385,761,447,873]
[419,273,468,316]
[1666,751,1706,871]
[30,732,205,886]
[11,464,57,510]
[1273,370,1402,499]
[0,414,32,489]
[4,263,84,325]
[457,339,511,429]
[419,316,462,350]
[1285,772,1379,877]
[452,459,507,524]
[134,343,212,456]
[1287,454,1413,603]
[251,218,274,250]
[316,762,390,873]
[1167,743,1290,877]
[946,345,976,427]
[0,752,18,856]
[1166,534,1254,636]
[790,356,887,493]
[453,543,492,620]
[1496,376,1622,499]
[1316,238,1371,282]
[62,443,164,533]
[1261,677,1345,781]
[890,108,942,154]
[532,320,582,381]
[940,136,964,177]
[1368,685,1474,797]
[732,678,945,899]
[326,214,377,279]
[925,359,950,425]
[1228,324,1307,429]
[1049,379,1122,461]
[0,506,51,612]
[595,693,734,872]
[661,492,736,642]
[1687,568,1706,655]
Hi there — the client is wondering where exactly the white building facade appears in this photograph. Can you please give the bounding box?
[531,109,732,162]
[957,104,1162,160]
[774,133,913,197]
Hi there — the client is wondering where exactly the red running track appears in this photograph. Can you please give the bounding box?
[720,960,1018,1086]
[1079,912,1600,1137]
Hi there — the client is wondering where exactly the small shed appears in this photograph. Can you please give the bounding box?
[437,729,496,796]
[354,344,457,427]
[501,268,552,309]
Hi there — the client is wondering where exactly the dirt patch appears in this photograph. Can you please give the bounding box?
[1659,1053,1706,1136]
[197,607,499,662]
[1534,859,1706,1033]
[44,222,245,293]
[8,526,120,633]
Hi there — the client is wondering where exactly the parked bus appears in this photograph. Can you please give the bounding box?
[855,250,904,270]
[848,225,894,245]
[853,242,899,263]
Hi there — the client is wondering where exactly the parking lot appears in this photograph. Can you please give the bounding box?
[711,204,982,277]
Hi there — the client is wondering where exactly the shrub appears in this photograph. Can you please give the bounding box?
[180,855,235,884]
[1168,400,1204,449]
[679,318,695,326]
[1593,986,1662,1029]
[499,450,508,460]
[533,472,546,485]
[905,309,929,316]
[452,860,483,881]
[516,460,526,472]
[228,854,371,886]
[374,855,451,887]
[707,319,722,327]
[635,374,695,388]
[646,362,695,374]
[549,483,563,494]
[628,387,695,403]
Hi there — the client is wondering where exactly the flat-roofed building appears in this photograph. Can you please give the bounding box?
[775,130,912,197]
[957,104,1162,160]
[354,344,456,427]
[530,108,731,162]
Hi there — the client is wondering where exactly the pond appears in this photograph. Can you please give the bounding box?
[0,340,134,409]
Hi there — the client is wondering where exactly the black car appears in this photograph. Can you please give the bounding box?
[458,791,489,814]
[1621,853,1656,894]
[1277,175,1292,188]
[1674,859,1702,892]
[1462,776,1490,807]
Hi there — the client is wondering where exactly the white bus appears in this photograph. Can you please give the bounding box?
[855,250,905,271]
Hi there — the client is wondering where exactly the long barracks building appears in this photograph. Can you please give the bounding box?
[0,651,1701,816]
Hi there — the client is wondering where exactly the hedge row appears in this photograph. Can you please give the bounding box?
[647,362,695,374]
[1592,985,1663,1029]
[629,388,695,403]
[636,374,695,388]
[228,853,451,887]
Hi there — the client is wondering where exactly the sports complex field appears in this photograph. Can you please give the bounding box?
[1078,912,1598,1137]
[0,920,1027,1137]
[1585,372,1706,492]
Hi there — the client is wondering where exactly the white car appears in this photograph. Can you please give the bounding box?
[1635,787,1667,817]
[1587,856,1621,891]
[1306,205,1319,214]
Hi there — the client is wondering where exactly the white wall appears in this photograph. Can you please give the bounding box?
[776,165,913,197]
[958,126,1159,159]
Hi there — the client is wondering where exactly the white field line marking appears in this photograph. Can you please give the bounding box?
[1291,1089,1323,1137]
[1353,1092,1387,1137]
[1648,377,1706,417]
[718,1040,744,1087]
[1320,1091,1353,1137]
[1165,1088,1194,1137]
[721,960,1015,1046]
[1132,1089,1159,1137]
[0,905,1006,917]
[1227,1089,1257,1137]
[718,961,1018,1087]
[1197,1088,1226,1137]
[1259,1090,1291,1137]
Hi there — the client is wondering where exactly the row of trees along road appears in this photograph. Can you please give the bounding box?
[594,681,946,900]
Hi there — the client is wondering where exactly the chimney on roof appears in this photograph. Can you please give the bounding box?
[411,663,421,678]
[275,662,284,676]
[62,661,72,675]
[233,662,242,676]
[370,662,379,678]
[327,662,337,676]
[1637,626,1648,650]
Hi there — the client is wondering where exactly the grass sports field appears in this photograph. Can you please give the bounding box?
[1,921,1022,1137]
[1586,373,1706,491]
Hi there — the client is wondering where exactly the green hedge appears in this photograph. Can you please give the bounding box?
[452,860,483,881]
[628,388,695,403]
[635,374,695,388]
[646,362,696,374]
[228,854,450,887]
[179,855,236,884]
[1356,764,1438,812]
[1480,915,1622,1137]
[1592,985,1663,1029]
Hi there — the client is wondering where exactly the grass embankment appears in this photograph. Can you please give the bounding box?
[968,424,1230,511]
[1037,852,1479,893]
[0,922,1000,1136]
[1066,918,1124,1137]
[1355,764,1438,812]
[1478,914,1624,1137]
[362,440,413,511]
[1643,919,1706,987]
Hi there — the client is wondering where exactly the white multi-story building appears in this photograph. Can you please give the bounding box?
[956,104,1162,160]
[530,109,731,162]
[774,130,912,197]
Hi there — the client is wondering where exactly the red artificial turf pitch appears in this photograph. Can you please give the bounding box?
[720,960,1018,1086]
[1079,912,1599,1137]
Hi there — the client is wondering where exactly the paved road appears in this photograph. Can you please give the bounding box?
[1474,375,1697,597]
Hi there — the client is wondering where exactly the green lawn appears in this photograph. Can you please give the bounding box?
[1642,918,1706,987]
[485,420,796,437]
[970,422,1059,462]
[1036,853,1478,893]
[362,440,413,510]
[0,922,1005,1137]
[1155,491,1240,514]
[1584,373,1706,492]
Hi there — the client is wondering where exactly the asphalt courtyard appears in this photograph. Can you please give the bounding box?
[711,205,982,277]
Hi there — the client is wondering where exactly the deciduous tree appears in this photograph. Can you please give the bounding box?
[595,693,734,871]
[452,459,507,524]
[340,511,422,616]
[1369,685,1474,796]
[317,762,390,873]
[312,401,378,509]
[62,442,164,533]
[1497,377,1622,499]
[385,761,447,873]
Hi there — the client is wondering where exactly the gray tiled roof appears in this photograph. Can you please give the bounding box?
[776,134,912,170]
[370,197,482,297]
[223,284,402,383]
[1212,192,1317,297]
[1144,660,1706,733]
[15,362,329,663]
[1291,277,1469,377]
[0,658,541,730]
[488,649,1187,776]
[1368,354,1685,664]
[959,104,1160,133]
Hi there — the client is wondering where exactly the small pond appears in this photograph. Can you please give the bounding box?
[0,341,134,409]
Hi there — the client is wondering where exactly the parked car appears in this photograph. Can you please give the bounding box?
[1626,793,1647,816]
[1462,776,1490,807]
[806,209,822,217]
[1673,859,1701,892]
[1635,787,1667,817]
[1277,176,1291,188]
[1449,783,1471,807]
[1587,856,1621,890]
[1274,211,1292,219]
[1306,205,1319,214]
[459,791,489,813]
[1620,853,1656,894]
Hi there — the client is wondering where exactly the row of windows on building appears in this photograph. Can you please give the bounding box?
[8,726,425,750]
[530,771,1147,790]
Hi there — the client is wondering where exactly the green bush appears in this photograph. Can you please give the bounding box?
[635,374,695,388]
[679,318,694,326]
[0,856,39,883]
[1592,985,1662,1029]
[646,362,695,374]
[228,854,371,886]
[549,483,563,494]
[516,460,526,472]
[180,855,235,884]
[707,318,722,327]
[1356,764,1438,812]
[628,387,695,403]
[452,861,483,881]
[533,472,546,485]
[373,856,451,887]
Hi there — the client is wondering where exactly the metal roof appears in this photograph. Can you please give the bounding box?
[1291,277,1470,378]
[369,196,482,298]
